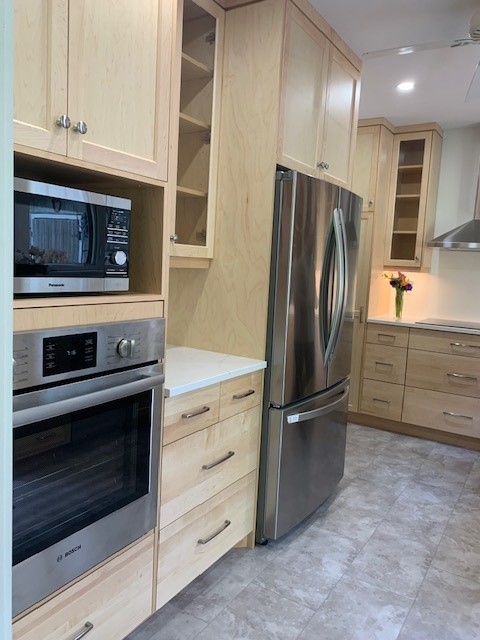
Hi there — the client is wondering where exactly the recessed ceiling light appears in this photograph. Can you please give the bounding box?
[397,81,415,92]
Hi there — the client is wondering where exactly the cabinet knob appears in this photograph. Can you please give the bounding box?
[170,234,179,243]
[55,115,71,129]
[317,161,329,170]
[73,120,88,135]
[368,199,374,206]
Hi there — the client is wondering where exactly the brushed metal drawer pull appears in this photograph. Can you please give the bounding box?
[202,450,235,470]
[373,397,390,404]
[378,333,395,340]
[375,361,393,368]
[450,342,480,350]
[443,411,473,420]
[71,622,94,640]
[181,405,210,419]
[198,520,231,545]
[447,372,478,382]
[232,389,255,400]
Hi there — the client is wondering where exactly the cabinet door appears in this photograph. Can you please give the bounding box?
[384,132,433,267]
[352,126,380,211]
[279,4,329,174]
[319,47,360,188]
[170,0,224,261]
[13,0,68,155]
[67,0,172,180]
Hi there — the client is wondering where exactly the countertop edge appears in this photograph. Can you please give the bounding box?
[368,316,480,336]
[164,346,267,397]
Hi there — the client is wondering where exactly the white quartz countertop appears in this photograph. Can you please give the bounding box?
[368,316,480,336]
[164,345,267,397]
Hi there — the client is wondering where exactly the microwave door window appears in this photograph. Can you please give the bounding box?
[14,194,99,274]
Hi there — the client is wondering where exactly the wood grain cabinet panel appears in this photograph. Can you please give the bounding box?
[12,534,154,640]
[406,350,480,398]
[366,324,409,348]
[156,472,256,609]
[363,343,407,385]
[164,384,220,445]
[360,379,404,421]
[409,328,480,358]
[160,405,260,527]
[14,0,172,181]
[403,386,480,438]
[219,371,262,421]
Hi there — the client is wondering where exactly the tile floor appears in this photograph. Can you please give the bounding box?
[126,423,480,640]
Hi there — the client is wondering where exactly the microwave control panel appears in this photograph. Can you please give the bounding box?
[105,208,130,276]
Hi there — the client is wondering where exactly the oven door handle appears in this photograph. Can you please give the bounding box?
[13,371,165,428]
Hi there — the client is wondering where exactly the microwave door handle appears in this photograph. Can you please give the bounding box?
[12,371,165,428]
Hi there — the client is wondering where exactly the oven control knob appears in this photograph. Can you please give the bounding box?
[110,250,127,266]
[117,338,136,359]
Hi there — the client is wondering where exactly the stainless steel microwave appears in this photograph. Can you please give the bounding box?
[14,178,131,295]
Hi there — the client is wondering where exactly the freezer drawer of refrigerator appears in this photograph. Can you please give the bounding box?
[262,382,348,541]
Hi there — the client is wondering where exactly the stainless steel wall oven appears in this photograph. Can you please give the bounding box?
[12,318,165,616]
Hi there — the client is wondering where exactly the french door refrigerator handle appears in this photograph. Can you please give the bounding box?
[13,371,165,428]
[287,385,349,424]
[319,219,335,360]
[325,208,348,364]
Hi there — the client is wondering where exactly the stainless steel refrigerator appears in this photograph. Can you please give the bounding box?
[256,168,361,542]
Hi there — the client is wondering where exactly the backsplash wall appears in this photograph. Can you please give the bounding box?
[371,125,480,322]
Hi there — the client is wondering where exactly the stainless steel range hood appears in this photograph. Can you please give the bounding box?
[428,172,480,250]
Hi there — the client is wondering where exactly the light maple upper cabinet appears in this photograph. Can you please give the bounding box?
[14,0,172,181]
[279,3,360,188]
[170,0,224,260]
[384,127,442,268]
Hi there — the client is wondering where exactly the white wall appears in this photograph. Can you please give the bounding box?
[0,0,13,635]
[372,125,480,322]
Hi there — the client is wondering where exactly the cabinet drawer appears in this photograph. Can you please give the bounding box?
[160,405,260,527]
[406,350,480,398]
[219,371,263,421]
[403,387,480,438]
[366,324,409,348]
[409,328,480,358]
[156,472,256,610]
[164,385,220,445]
[13,534,154,640]
[363,343,407,384]
[360,379,404,421]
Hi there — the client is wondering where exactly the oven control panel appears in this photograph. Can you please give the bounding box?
[13,318,165,392]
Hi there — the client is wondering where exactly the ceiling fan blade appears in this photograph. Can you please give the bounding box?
[362,41,451,59]
[465,60,480,101]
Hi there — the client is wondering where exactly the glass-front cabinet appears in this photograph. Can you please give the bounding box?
[384,129,442,268]
[170,0,224,262]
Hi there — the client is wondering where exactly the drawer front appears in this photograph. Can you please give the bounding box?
[160,405,260,527]
[13,534,154,640]
[403,386,480,438]
[406,350,480,398]
[156,472,256,610]
[409,328,480,358]
[360,379,404,420]
[363,343,407,384]
[164,385,220,445]
[219,371,263,421]
[366,324,409,348]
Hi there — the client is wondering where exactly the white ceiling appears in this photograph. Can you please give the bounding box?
[309,0,480,130]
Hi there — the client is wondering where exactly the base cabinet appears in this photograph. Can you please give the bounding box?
[12,534,154,640]
[358,323,480,445]
[157,371,262,609]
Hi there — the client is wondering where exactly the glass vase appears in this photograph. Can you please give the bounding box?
[395,289,404,320]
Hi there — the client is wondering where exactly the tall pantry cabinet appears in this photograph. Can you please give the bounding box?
[168,0,362,359]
